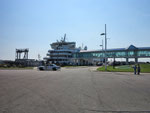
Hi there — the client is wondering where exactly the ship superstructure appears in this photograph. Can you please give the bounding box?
[46,34,80,65]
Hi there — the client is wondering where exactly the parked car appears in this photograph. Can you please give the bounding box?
[96,62,103,66]
[38,64,61,71]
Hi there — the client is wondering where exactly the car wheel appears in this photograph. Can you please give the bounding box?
[39,67,44,71]
[53,68,57,71]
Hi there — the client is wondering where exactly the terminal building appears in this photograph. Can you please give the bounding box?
[72,45,150,65]
[45,36,150,65]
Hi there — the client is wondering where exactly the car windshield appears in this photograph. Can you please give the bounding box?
[49,64,56,66]
[52,64,56,66]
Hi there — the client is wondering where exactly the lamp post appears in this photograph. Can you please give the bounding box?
[101,24,107,71]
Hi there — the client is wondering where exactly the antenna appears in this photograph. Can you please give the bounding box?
[64,34,66,41]
[82,43,84,49]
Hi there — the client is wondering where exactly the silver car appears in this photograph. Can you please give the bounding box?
[38,64,61,71]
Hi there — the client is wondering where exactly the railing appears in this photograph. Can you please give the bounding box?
[50,57,70,59]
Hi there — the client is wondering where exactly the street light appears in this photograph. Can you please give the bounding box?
[101,24,107,71]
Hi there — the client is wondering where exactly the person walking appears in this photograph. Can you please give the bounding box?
[137,64,141,75]
[133,64,137,75]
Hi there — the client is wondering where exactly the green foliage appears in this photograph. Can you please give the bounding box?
[140,64,150,73]
[97,64,150,73]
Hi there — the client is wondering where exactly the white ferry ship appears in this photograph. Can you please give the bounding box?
[46,34,80,65]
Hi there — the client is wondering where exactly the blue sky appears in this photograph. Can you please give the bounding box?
[0,0,150,60]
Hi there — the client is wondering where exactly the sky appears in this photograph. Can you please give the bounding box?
[0,0,150,60]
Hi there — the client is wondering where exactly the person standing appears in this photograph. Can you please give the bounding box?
[137,64,141,75]
[133,64,137,75]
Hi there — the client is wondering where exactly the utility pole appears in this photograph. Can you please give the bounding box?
[101,24,107,71]
[104,24,107,71]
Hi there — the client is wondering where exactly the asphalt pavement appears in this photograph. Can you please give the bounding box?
[0,67,150,113]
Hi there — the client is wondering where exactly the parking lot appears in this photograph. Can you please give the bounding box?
[0,67,150,113]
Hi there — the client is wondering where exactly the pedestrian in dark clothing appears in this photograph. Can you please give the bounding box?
[133,65,137,75]
[137,64,141,75]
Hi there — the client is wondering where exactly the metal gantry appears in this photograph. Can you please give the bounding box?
[16,49,29,60]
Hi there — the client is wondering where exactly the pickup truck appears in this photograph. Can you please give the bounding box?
[38,64,61,71]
